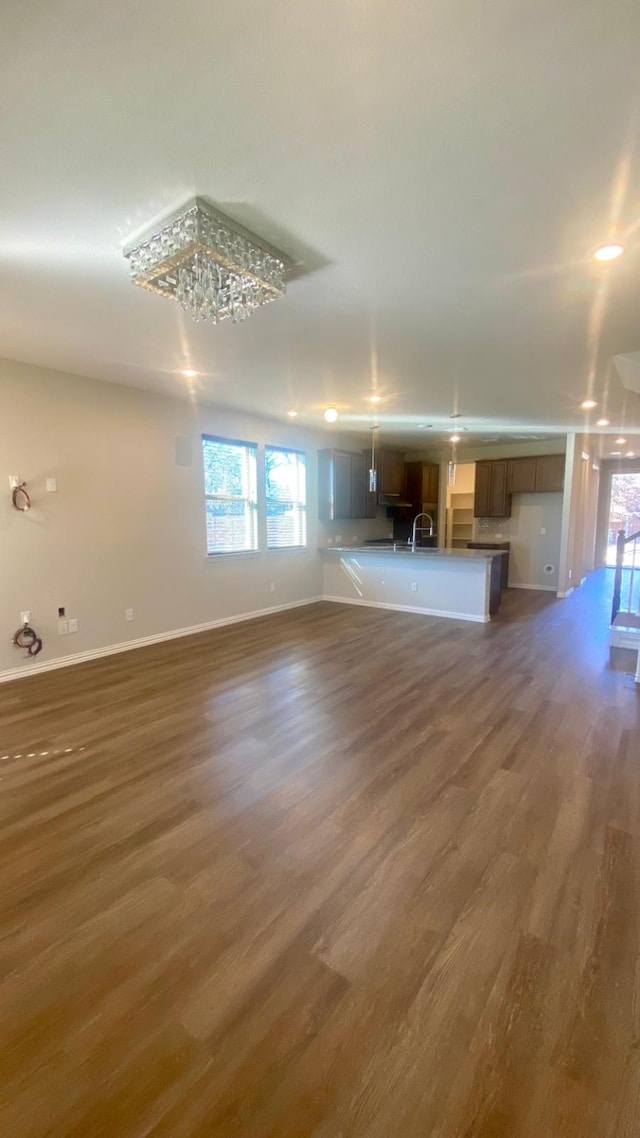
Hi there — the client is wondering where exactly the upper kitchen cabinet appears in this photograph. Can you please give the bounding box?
[318,449,369,520]
[507,453,565,494]
[507,456,537,494]
[405,461,440,509]
[534,453,565,492]
[474,459,511,518]
[377,448,405,496]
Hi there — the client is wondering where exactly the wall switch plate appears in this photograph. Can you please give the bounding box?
[269,582,276,592]
[68,618,79,634]
[20,610,30,624]
[125,608,134,622]
[46,478,57,492]
[410,582,418,593]
[540,527,546,535]
[58,619,68,635]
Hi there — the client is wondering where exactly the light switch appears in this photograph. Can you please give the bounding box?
[46,478,57,492]
[540,527,546,535]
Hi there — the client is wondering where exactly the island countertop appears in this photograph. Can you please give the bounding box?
[320,545,507,560]
[320,544,506,622]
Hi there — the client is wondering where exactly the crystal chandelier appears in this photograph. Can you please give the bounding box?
[123,197,287,324]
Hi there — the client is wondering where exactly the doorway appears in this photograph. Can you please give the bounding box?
[605,471,640,566]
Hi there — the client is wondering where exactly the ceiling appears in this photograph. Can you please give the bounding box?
[2,1,640,455]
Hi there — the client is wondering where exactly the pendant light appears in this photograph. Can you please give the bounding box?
[447,433,460,487]
[369,424,379,492]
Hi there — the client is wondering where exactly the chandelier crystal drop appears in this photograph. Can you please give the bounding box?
[124,198,287,324]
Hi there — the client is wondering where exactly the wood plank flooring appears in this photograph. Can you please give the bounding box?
[1,573,640,1137]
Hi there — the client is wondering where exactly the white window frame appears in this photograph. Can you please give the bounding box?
[202,435,258,556]
[265,445,307,550]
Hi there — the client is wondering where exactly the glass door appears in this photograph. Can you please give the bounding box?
[606,471,640,566]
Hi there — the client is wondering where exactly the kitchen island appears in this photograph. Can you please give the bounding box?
[321,545,507,623]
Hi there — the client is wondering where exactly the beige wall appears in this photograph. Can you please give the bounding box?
[0,358,387,680]
[557,433,600,595]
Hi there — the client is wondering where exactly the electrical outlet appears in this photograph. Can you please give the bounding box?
[46,477,57,492]
[411,582,418,593]
[20,610,30,624]
[125,608,134,622]
[269,582,276,593]
[58,619,68,635]
[68,618,79,634]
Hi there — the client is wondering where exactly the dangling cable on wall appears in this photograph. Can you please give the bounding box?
[11,482,31,511]
[12,622,43,658]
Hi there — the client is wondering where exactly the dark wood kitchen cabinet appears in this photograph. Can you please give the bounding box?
[534,453,565,492]
[508,454,565,494]
[474,459,511,518]
[377,448,405,496]
[405,461,440,509]
[508,456,537,494]
[318,449,368,520]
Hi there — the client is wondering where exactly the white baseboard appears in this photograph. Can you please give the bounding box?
[322,594,490,623]
[509,583,558,592]
[556,587,574,598]
[0,597,323,685]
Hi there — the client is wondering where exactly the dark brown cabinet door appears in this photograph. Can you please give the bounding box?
[474,460,511,518]
[473,461,492,517]
[404,461,422,510]
[379,449,405,495]
[489,460,510,516]
[362,450,378,518]
[349,453,366,519]
[405,461,440,514]
[422,462,440,504]
[316,452,362,523]
[508,457,536,493]
[535,453,565,492]
[332,451,351,519]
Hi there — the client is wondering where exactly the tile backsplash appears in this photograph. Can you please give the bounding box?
[475,517,513,540]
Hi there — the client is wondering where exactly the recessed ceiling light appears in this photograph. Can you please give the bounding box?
[615,437,627,444]
[449,433,461,443]
[593,243,624,262]
[596,418,610,426]
[368,394,382,404]
[626,451,635,457]
[610,451,622,456]
[324,407,339,423]
[417,424,432,430]
[286,409,299,418]
[181,368,199,378]
[581,399,597,409]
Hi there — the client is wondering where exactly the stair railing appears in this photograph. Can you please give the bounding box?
[612,528,640,623]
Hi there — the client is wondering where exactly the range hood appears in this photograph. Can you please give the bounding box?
[378,492,413,508]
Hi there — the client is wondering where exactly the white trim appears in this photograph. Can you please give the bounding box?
[556,587,574,598]
[322,594,490,623]
[0,597,323,685]
[509,583,557,592]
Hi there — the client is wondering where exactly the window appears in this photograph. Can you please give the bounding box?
[265,446,307,549]
[202,435,258,555]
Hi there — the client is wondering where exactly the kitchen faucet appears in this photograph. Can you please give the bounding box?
[410,512,435,552]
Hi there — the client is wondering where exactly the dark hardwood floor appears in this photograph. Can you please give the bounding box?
[1,573,639,1137]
